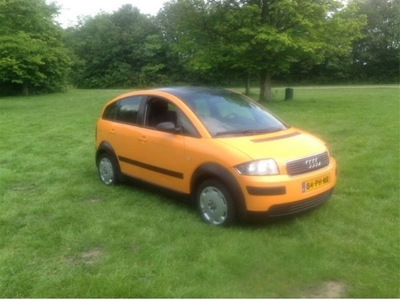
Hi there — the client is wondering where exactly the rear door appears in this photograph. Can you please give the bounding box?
[105,96,144,177]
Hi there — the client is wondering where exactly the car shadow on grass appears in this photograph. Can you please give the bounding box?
[118,175,327,228]
[242,209,321,228]
[120,175,194,209]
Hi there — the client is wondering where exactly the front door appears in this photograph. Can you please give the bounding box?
[133,98,186,192]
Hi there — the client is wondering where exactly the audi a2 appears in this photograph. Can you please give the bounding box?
[95,87,337,226]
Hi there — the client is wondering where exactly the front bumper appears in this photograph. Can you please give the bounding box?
[266,188,334,217]
[237,158,337,214]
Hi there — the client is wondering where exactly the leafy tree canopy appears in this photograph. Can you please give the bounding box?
[64,5,168,88]
[0,0,71,95]
[159,0,366,100]
[350,0,399,82]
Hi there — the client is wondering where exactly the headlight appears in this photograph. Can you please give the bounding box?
[234,159,279,175]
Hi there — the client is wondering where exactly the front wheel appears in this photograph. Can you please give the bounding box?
[196,179,236,226]
[97,153,121,185]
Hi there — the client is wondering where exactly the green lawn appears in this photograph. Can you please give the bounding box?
[0,86,399,297]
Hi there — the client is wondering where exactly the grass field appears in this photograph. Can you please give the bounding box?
[0,86,399,297]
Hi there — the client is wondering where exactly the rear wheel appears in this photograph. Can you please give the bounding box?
[196,179,236,226]
[98,153,121,185]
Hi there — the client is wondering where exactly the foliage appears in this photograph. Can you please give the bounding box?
[350,0,400,82]
[60,0,397,91]
[64,5,168,88]
[281,0,399,84]
[0,0,397,94]
[0,87,398,297]
[158,0,366,101]
[0,0,71,95]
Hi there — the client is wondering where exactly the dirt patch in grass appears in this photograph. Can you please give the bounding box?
[128,242,141,253]
[62,248,103,266]
[82,197,102,205]
[302,281,346,298]
[0,160,11,167]
[11,183,36,192]
[80,248,103,265]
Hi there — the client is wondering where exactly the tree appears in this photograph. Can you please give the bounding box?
[350,0,399,82]
[0,0,71,95]
[65,5,168,88]
[159,0,366,101]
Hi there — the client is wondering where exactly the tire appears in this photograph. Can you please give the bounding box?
[97,153,121,185]
[196,179,236,226]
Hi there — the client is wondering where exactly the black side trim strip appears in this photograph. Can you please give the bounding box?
[247,186,286,196]
[118,156,184,179]
[251,132,300,143]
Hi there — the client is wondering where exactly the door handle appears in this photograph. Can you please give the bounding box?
[110,129,116,135]
[139,136,147,143]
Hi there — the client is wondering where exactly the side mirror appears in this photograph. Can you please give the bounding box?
[156,122,181,133]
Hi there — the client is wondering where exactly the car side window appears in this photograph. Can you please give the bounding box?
[146,99,177,128]
[145,98,200,137]
[115,96,142,125]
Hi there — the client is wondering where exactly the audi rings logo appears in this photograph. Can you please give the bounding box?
[305,158,321,169]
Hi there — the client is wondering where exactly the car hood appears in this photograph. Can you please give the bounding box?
[217,128,328,163]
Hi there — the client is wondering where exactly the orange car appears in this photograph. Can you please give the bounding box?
[95,87,337,226]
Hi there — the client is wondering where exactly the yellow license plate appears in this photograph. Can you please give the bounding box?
[302,175,330,192]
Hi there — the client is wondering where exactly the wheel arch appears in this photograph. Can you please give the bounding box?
[190,163,247,220]
[96,141,118,167]
[96,141,124,184]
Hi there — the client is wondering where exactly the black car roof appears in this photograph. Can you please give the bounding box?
[155,86,234,102]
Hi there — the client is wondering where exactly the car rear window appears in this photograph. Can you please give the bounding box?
[103,96,142,125]
[103,102,118,120]
[115,97,141,124]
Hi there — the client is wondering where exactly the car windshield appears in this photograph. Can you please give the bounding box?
[180,89,288,137]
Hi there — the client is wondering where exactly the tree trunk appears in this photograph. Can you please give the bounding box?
[259,70,272,102]
[245,72,251,95]
[22,82,29,96]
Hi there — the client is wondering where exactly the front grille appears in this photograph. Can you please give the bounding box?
[267,188,333,217]
[286,151,330,176]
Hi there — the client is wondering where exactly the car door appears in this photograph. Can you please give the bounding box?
[107,96,144,178]
[133,97,187,192]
